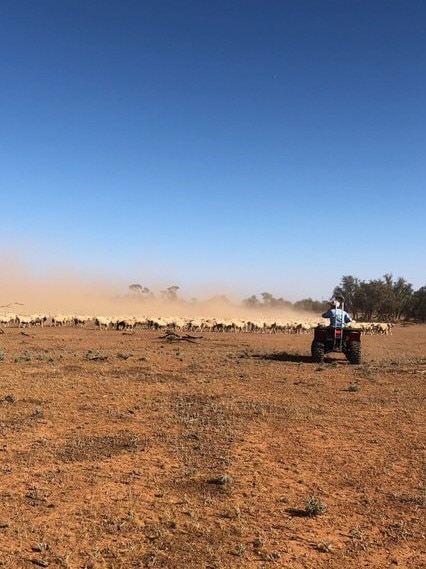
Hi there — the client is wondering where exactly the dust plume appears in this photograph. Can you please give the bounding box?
[0,257,315,321]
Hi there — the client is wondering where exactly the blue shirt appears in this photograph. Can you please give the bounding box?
[322,308,352,328]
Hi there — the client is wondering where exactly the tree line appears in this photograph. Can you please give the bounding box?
[129,274,426,322]
[243,274,425,322]
[332,274,426,322]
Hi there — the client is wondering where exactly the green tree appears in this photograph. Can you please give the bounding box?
[242,295,260,308]
[261,292,274,306]
[293,298,325,313]
[410,286,426,322]
[160,285,180,301]
[129,284,150,296]
[391,276,413,320]
[355,280,384,321]
[333,275,361,318]
[274,297,293,309]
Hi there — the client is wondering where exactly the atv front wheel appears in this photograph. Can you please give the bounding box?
[311,341,325,363]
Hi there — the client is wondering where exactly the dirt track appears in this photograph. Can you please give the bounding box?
[0,324,424,568]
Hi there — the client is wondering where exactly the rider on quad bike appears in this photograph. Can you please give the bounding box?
[321,299,352,328]
[311,298,361,364]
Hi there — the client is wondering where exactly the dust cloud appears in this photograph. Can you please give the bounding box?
[0,262,312,321]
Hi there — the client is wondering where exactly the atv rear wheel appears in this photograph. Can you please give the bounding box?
[347,341,361,365]
[311,341,325,363]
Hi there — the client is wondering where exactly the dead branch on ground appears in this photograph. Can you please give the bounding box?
[158,330,202,343]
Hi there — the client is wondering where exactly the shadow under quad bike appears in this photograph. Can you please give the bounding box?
[311,325,361,364]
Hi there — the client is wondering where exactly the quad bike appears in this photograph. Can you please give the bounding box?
[311,298,361,364]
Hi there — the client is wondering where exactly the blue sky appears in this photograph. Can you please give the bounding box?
[1,0,425,303]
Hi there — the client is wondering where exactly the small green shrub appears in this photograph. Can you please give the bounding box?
[305,495,327,516]
[84,351,108,361]
[117,353,132,360]
[14,351,32,363]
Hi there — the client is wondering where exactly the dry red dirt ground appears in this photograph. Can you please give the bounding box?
[0,324,424,568]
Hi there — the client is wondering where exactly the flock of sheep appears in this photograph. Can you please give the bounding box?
[0,312,393,335]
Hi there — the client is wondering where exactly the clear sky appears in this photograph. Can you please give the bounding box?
[1,0,425,303]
